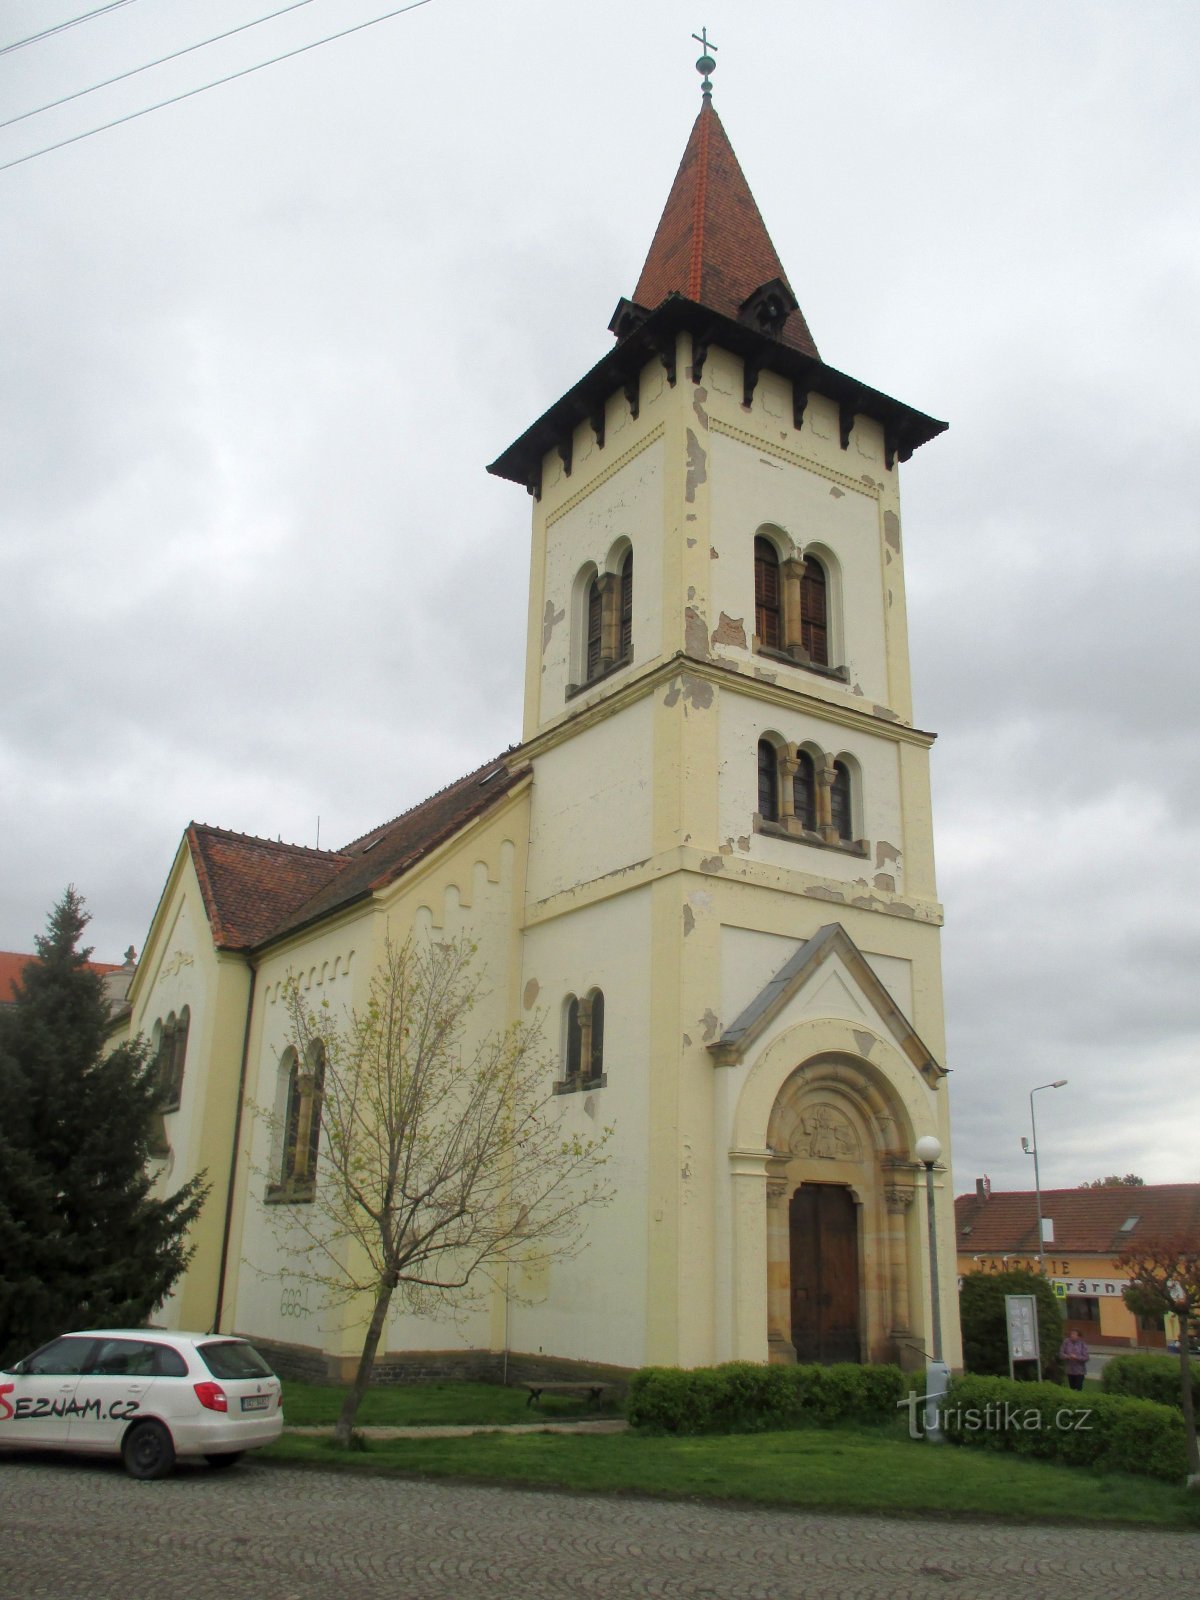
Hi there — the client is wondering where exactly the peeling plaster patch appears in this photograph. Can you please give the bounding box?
[700,1009,719,1043]
[852,682,864,696]
[720,841,733,855]
[883,511,901,552]
[876,841,902,869]
[685,428,708,502]
[541,599,565,654]
[663,680,681,708]
[852,1030,876,1058]
[873,873,896,892]
[682,904,695,936]
[753,668,778,684]
[872,705,900,722]
[711,612,747,649]
[687,585,696,601]
[709,545,719,560]
[682,1033,692,1048]
[829,486,844,499]
[737,835,751,851]
[684,608,711,661]
[758,456,783,471]
[805,886,846,903]
[861,474,881,490]
[681,1157,693,1182]
[699,855,724,874]
[522,978,540,1011]
[692,386,709,429]
[683,675,714,710]
[686,513,697,522]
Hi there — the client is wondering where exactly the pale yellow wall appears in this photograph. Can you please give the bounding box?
[129,849,251,1334]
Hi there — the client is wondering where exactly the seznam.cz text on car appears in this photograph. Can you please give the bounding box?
[0,1329,283,1478]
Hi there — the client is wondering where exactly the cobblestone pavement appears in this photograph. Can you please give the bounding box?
[1,1455,1197,1600]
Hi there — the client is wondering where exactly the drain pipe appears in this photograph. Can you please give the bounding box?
[211,961,257,1335]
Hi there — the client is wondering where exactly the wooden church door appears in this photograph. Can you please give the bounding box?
[789,1184,861,1364]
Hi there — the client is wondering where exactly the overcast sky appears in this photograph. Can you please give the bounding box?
[2,1,1197,1195]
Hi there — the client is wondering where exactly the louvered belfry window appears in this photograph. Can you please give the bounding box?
[757,739,779,821]
[754,537,781,649]
[830,761,853,840]
[793,750,817,831]
[800,556,828,665]
[619,550,633,660]
[586,577,603,681]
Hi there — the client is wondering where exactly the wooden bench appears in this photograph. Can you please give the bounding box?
[521,1380,610,1410]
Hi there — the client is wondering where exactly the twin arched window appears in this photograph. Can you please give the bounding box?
[563,990,605,1089]
[756,740,859,848]
[154,1006,190,1113]
[274,1040,325,1200]
[753,536,831,670]
[578,548,634,690]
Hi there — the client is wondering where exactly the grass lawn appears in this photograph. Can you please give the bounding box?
[264,1411,1200,1530]
[280,1378,618,1428]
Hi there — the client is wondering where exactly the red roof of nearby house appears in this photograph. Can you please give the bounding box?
[185,752,525,953]
[0,949,123,1004]
[632,100,820,360]
[955,1185,1200,1257]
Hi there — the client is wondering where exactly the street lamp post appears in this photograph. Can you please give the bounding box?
[1024,1079,1068,1271]
[914,1133,946,1440]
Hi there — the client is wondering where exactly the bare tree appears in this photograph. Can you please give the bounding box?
[1115,1234,1200,1487]
[260,936,612,1445]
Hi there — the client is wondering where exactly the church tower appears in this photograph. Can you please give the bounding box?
[490,55,959,1373]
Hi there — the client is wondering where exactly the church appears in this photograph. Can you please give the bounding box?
[121,63,962,1380]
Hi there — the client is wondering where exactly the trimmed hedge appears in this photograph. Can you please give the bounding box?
[627,1361,905,1435]
[1102,1352,1200,1413]
[940,1373,1188,1483]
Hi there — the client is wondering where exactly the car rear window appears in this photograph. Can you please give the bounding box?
[197,1340,274,1380]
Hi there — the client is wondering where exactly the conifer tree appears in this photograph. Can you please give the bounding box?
[0,889,207,1363]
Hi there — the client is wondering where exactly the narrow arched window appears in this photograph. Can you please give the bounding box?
[281,1052,303,1184]
[793,751,817,832]
[301,1040,326,1182]
[586,577,603,681]
[830,761,853,841]
[800,556,828,665]
[565,997,582,1082]
[757,739,779,822]
[618,549,633,661]
[165,1005,189,1110]
[754,537,781,650]
[588,990,605,1083]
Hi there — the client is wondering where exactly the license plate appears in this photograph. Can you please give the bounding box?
[241,1395,270,1412]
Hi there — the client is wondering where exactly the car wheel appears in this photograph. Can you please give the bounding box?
[121,1421,176,1480]
[204,1452,244,1470]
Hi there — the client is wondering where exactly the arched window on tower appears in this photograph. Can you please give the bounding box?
[793,750,817,832]
[618,548,634,661]
[586,576,603,682]
[561,991,606,1090]
[588,989,605,1084]
[830,760,853,841]
[799,556,829,667]
[754,537,782,650]
[757,739,780,822]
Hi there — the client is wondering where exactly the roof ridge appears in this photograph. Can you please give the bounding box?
[687,101,710,301]
[338,749,518,851]
[188,821,348,860]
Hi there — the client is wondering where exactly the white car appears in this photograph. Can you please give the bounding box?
[0,1329,283,1479]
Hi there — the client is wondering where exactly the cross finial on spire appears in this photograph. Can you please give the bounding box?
[692,27,717,100]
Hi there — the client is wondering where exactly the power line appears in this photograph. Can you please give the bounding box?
[1,0,322,133]
[0,1,141,58]
[0,0,435,175]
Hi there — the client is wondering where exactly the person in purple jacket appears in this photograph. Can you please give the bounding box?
[1060,1330,1090,1390]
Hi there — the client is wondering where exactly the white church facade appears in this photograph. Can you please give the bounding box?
[121,88,962,1380]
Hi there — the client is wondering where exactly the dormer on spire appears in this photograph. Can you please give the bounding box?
[622,99,820,360]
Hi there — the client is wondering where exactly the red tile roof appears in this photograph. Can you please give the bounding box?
[186,753,525,952]
[0,949,123,1004]
[955,1185,1200,1257]
[632,101,820,360]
